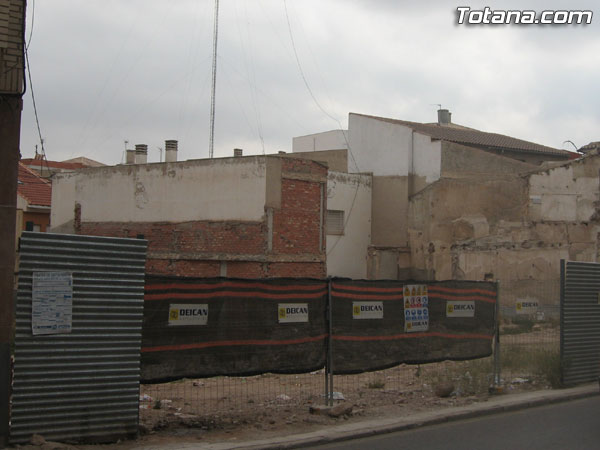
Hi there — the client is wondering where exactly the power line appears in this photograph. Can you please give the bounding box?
[282,0,359,173]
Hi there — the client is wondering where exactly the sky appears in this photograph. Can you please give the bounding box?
[19,0,600,165]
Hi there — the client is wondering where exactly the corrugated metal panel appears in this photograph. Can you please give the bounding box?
[10,232,147,444]
[560,260,600,386]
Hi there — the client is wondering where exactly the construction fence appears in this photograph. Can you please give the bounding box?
[140,277,563,422]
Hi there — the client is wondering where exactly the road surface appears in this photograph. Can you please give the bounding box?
[308,396,600,450]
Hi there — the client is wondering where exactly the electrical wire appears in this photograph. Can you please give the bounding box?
[24,47,48,177]
[282,1,362,255]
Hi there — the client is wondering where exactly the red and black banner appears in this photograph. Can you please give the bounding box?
[330,279,497,374]
[142,275,328,382]
[141,276,497,381]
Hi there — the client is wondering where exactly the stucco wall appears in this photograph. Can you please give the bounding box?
[52,157,269,227]
[285,149,348,173]
[292,130,348,152]
[412,131,441,187]
[528,154,600,222]
[326,171,371,278]
[408,154,600,303]
[348,114,412,176]
[441,141,536,178]
[371,176,409,247]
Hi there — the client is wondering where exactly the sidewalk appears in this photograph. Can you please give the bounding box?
[134,383,598,450]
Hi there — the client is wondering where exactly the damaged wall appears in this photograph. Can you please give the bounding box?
[51,156,328,278]
[408,152,600,306]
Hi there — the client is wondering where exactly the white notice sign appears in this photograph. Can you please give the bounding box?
[446,301,475,318]
[352,302,384,319]
[516,299,539,315]
[278,303,309,323]
[168,304,209,326]
[32,271,73,335]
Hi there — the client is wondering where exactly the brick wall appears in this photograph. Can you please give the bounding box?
[77,157,327,279]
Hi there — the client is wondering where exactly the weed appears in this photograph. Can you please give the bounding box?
[367,380,385,389]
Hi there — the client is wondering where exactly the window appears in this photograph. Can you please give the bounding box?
[326,210,345,235]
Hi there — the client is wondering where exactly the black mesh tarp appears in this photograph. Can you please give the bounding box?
[330,279,497,374]
[141,276,497,381]
[141,275,328,382]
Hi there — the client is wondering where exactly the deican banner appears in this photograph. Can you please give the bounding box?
[330,279,497,374]
[141,276,328,382]
[141,276,497,381]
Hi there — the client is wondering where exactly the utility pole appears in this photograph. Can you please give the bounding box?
[0,0,26,446]
[208,0,219,158]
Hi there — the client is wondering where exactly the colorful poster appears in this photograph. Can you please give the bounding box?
[278,303,309,323]
[352,301,384,319]
[32,271,73,335]
[403,284,429,332]
[446,301,475,317]
[168,304,209,326]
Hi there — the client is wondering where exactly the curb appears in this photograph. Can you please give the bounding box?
[200,383,599,450]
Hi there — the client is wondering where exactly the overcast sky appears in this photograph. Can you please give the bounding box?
[20,0,600,165]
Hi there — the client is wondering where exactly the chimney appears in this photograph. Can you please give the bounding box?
[135,144,148,164]
[125,149,135,164]
[437,109,451,125]
[165,140,178,163]
[233,148,243,157]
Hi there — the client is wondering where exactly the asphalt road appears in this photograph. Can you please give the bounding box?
[308,396,600,450]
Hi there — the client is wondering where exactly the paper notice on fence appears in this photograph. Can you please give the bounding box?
[352,302,384,319]
[32,271,73,335]
[168,304,208,326]
[403,284,429,332]
[516,299,539,315]
[278,303,309,323]
[446,301,475,317]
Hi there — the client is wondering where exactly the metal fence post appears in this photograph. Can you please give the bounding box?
[493,281,501,387]
[327,277,334,406]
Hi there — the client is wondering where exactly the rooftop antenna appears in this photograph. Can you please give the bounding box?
[208,0,220,159]
[157,146,163,163]
[563,140,579,152]
[122,140,129,164]
[431,103,442,110]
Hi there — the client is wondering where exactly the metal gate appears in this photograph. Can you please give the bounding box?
[10,232,147,444]
[560,260,600,386]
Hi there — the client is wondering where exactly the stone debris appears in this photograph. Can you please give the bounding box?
[434,382,455,398]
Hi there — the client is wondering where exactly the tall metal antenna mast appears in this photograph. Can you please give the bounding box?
[209,0,220,158]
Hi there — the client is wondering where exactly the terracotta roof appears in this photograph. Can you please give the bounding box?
[17,163,52,207]
[354,113,572,157]
[61,156,106,167]
[20,158,87,170]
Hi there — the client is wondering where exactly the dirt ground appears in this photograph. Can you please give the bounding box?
[14,324,560,449]
[13,358,552,450]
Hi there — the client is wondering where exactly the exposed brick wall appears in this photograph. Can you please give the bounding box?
[268,262,325,278]
[273,179,322,255]
[146,259,220,278]
[225,262,267,278]
[80,220,266,255]
[273,158,327,257]
[77,156,328,279]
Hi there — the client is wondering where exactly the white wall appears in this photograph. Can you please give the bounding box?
[292,130,348,153]
[413,131,442,184]
[326,171,372,278]
[51,157,268,228]
[348,114,412,176]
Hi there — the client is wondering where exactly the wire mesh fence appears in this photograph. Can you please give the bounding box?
[139,279,561,426]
